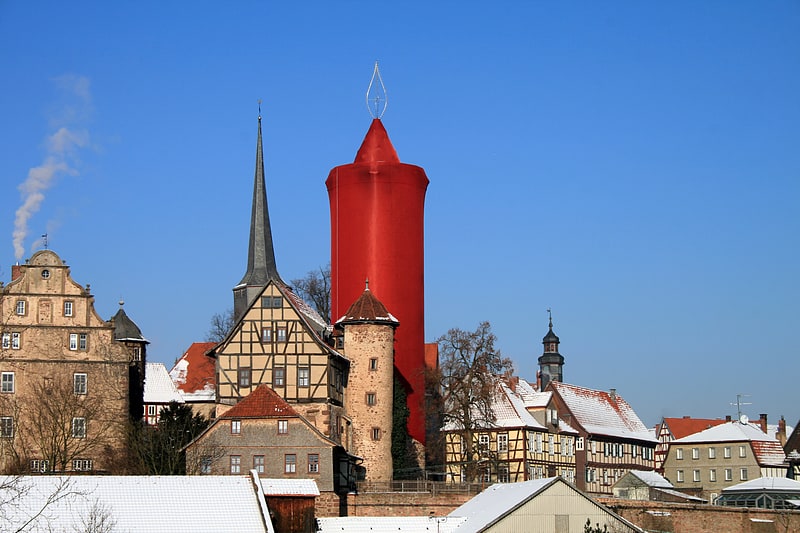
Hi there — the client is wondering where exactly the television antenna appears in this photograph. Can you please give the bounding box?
[731,394,752,424]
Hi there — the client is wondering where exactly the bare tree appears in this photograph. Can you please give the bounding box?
[432,321,513,482]
[205,309,235,343]
[0,475,81,533]
[23,377,121,473]
[291,263,331,323]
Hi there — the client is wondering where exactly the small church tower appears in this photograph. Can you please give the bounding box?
[336,282,398,482]
[233,108,282,321]
[538,311,564,391]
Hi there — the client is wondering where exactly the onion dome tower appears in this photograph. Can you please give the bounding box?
[233,105,283,322]
[326,64,430,445]
[538,310,565,391]
[336,281,399,482]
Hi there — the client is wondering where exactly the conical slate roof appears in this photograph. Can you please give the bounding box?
[336,284,398,326]
[112,303,148,343]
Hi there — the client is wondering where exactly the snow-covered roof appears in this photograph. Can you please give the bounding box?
[442,381,546,432]
[722,477,800,493]
[448,477,558,532]
[316,516,468,532]
[169,341,217,402]
[515,379,551,408]
[625,469,674,488]
[551,382,656,443]
[674,421,787,466]
[259,478,320,496]
[0,472,274,532]
[144,362,184,404]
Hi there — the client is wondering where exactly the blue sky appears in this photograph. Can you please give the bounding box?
[1,2,798,428]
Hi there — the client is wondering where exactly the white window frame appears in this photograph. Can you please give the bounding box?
[692,447,700,460]
[676,448,684,460]
[740,468,748,481]
[71,417,86,438]
[277,327,287,342]
[1,372,14,393]
[576,436,584,451]
[709,447,716,459]
[497,433,509,453]
[30,459,49,473]
[230,455,241,474]
[73,459,93,472]
[308,453,319,473]
[479,434,490,452]
[277,419,288,434]
[298,367,310,387]
[11,333,20,350]
[15,300,26,315]
[724,446,731,458]
[231,420,241,434]
[261,327,272,343]
[1,333,10,350]
[548,434,555,456]
[724,468,732,481]
[73,373,87,395]
[285,454,297,473]
[693,469,701,482]
[709,468,717,482]
[739,445,747,458]
[64,301,73,317]
[676,469,684,483]
[535,433,543,453]
[253,455,265,473]
[69,333,78,351]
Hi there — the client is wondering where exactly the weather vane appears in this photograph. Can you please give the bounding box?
[366,61,387,119]
[42,233,48,250]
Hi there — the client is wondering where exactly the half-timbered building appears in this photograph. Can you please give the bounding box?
[443,379,578,485]
[548,381,657,495]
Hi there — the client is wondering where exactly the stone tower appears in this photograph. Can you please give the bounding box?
[538,313,565,391]
[336,283,398,482]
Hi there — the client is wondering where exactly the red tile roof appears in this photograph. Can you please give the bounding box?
[663,417,727,440]
[169,342,216,395]
[336,286,398,325]
[221,385,299,419]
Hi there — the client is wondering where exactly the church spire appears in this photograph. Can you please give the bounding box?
[538,309,564,391]
[234,107,282,320]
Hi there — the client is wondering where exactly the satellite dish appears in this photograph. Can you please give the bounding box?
[739,414,749,425]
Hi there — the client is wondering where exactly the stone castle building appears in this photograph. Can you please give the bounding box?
[0,250,146,473]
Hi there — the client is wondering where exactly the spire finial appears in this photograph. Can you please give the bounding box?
[257,98,262,121]
[365,278,370,291]
[366,61,388,119]
[547,308,553,329]
[119,298,125,307]
[41,233,48,250]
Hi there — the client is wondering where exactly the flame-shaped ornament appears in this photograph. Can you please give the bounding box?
[366,61,387,119]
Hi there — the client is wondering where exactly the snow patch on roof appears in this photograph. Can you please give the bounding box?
[144,362,184,404]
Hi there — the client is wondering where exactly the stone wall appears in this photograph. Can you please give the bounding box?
[600,498,800,533]
[343,491,470,517]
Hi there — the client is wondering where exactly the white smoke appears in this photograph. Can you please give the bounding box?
[13,74,92,260]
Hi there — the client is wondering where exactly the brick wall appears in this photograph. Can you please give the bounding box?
[343,491,470,517]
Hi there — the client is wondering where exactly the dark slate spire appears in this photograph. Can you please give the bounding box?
[234,110,282,320]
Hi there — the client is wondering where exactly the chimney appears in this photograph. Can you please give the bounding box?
[11,263,22,281]
[609,388,617,402]
[536,370,541,391]
[778,417,787,445]
[759,413,768,434]
[683,415,690,419]
[726,415,732,422]
[509,376,519,393]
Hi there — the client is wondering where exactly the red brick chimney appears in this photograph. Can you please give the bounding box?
[778,417,787,445]
[759,413,768,434]
[509,376,519,393]
[11,263,22,281]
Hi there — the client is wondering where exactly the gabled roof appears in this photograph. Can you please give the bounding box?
[514,379,551,409]
[169,342,216,400]
[550,382,655,443]
[623,469,674,489]
[220,384,299,419]
[0,473,274,533]
[661,417,727,439]
[336,285,398,325]
[144,362,184,404]
[449,477,644,533]
[674,421,786,466]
